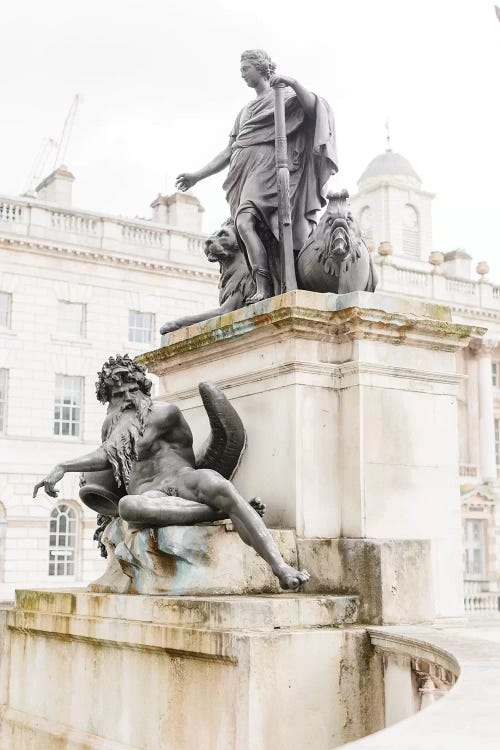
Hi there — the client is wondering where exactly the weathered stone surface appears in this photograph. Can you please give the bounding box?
[140,291,482,618]
[297,538,434,625]
[89,519,300,596]
[0,590,382,750]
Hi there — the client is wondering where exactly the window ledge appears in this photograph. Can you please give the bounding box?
[0,328,16,338]
[52,435,83,442]
[0,434,95,445]
[50,335,92,348]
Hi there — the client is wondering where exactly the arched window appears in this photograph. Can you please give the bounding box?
[403,204,420,257]
[48,503,77,576]
[359,206,372,237]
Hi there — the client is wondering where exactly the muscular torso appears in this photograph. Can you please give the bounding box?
[105,402,196,494]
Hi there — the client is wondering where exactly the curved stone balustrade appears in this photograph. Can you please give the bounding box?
[343,623,500,749]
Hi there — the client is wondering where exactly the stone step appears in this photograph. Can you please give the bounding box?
[15,589,359,631]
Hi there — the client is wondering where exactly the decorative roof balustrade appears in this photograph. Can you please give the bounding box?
[374,254,500,315]
[0,193,209,269]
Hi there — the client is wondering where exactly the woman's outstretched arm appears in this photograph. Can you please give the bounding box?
[176,137,235,191]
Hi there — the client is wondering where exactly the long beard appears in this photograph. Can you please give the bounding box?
[103,393,152,489]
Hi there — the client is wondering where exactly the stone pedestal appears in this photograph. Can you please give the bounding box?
[90,519,299,596]
[141,290,484,619]
[0,589,384,750]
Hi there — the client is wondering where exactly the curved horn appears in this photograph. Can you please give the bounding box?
[195,381,247,479]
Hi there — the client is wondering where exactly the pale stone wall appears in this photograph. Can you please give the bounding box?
[0,190,219,598]
[0,590,384,750]
[351,152,500,604]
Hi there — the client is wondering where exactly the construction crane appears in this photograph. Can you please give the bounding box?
[53,93,81,170]
[22,93,82,194]
[23,137,58,194]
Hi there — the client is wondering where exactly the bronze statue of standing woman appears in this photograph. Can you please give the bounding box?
[176,49,338,303]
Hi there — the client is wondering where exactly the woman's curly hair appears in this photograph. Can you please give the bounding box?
[95,354,152,404]
[240,49,277,80]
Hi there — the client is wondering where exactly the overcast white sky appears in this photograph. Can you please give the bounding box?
[1,0,500,275]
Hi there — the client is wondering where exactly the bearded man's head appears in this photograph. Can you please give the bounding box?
[96,354,153,489]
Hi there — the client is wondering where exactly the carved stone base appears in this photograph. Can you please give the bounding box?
[88,518,299,596]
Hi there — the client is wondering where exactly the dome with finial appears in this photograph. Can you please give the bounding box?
[358,123,421,189]
[358,149,421,189]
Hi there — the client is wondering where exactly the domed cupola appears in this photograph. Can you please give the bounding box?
[358,149,422,190]
[349,133,434,262]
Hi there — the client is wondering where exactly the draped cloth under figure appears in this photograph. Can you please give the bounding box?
[222,88,338,293]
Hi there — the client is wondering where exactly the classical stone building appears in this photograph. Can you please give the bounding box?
[0,167,219,599]
[0,153,499,612]
[350,147,500,612]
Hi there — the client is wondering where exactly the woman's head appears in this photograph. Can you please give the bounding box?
[240,49,276,87]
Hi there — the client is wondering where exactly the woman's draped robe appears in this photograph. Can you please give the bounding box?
[222,87,338,293]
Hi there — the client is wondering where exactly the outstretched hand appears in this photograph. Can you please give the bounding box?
[175,173,198,192]
[33,466,65,499]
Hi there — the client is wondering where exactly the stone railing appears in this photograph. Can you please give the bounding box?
[463,580,499,613]
[374,255,500,313]
[464,591,499,613]
[0,200,23,223]
[459,463,479,478]
[0,193,210,269]
[344,625,500,750]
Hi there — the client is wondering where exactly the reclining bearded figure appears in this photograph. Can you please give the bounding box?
[176,48,337,303]
[33,354,309,592]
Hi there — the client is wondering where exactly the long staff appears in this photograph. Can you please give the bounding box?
[273,83,298,293]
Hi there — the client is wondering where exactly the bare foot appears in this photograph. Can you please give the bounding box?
[249,497,266,517]
[276,565,310,591]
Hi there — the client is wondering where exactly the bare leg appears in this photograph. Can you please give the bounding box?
[119,492,225,527]
[119,492,266,530]
[176,468,309,591]
[236,213,274,304]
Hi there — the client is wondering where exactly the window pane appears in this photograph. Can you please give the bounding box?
[57,301,85,337]
[48,505,78,577]
[128,310,154,344]
[465,519,486,579]
[53,375,83,437]
[0,293,11,328]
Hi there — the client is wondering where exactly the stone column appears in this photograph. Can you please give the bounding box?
[470,339,497,483]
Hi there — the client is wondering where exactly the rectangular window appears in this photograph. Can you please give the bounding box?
[129,310,154,344]
[57,301,85,338]
[0,292,11,328]
[0,369,7,433]
[53,375,83,437]
[464,519,486,579]
[492,362,499,388]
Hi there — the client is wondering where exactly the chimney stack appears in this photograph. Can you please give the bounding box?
[35,166,75,208]
[151,192,204,232]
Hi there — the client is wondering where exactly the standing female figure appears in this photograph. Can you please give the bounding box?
[176,49,338,303]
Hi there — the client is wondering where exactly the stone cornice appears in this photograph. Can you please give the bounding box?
[138,290,485,375]
[158,360,464,403]
[0,236,218,282]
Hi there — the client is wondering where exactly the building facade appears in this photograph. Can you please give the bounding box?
[1,153,499,611]
[350,148,500,612]
[0,167,219,599]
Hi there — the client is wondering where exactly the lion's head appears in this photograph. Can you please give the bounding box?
[204,219,240,264]
[306,190,365,276]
